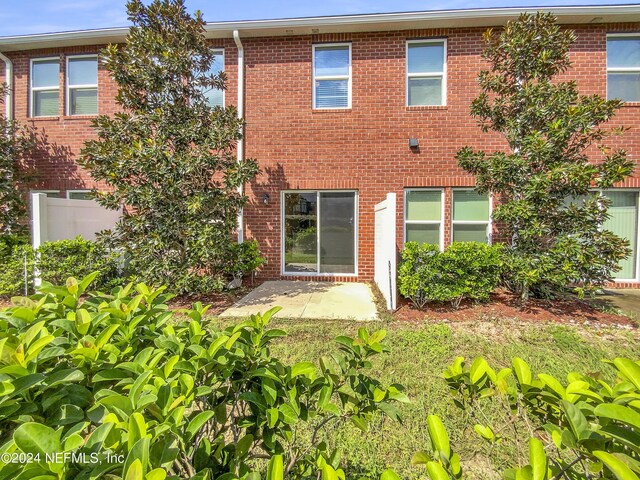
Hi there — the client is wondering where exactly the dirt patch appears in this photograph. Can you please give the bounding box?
[168,281,263,315]
[0,281,262,316]
[168,292,238,315]
[393,289,637,329]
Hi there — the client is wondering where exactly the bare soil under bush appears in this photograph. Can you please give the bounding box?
[393,288,637,328]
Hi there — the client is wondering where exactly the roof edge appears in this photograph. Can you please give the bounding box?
[0,4,639,51]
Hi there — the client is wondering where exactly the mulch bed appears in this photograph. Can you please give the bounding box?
[168,279,265,315]
[393,289,637,329]
[168,291,240,315]
[0,280,262,316]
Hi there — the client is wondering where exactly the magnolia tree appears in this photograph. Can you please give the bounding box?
[80,0,259,293]
[0,84,35,235]
[456,13,634,301]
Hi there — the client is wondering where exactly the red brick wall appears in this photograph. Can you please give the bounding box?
[2,24,639,283]
[241,24,640,281]
[0,39,236,193]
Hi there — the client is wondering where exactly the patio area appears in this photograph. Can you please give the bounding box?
[218,281,378,321]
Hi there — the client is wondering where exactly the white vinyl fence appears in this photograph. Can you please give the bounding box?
[374,193,397,311]
[31,193,121,248]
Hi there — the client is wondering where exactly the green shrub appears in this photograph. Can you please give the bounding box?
[398,242,503,308]
[36,236,121,290]
[398,242,443,309]
[174,271,226,294]
[432,355,640,480]
[224,239,266,276]
[0,273,405,479]
[378,355,640,480]
[0,236,124,297]
[441,242,504,304]
[0,234,29,254]
[0,235,33,296]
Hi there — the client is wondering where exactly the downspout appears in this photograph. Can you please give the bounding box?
[0,52,13,121]
[233,30,245,243]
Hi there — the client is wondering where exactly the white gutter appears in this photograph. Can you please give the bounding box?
[202,4,640,30]
[0,52,13,120]
[233,29,245,244]
[0,5,639,50]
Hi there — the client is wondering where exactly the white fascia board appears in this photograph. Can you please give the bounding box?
[0,5,639,51]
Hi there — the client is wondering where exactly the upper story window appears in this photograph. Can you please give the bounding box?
[203,49,225,108]
[607,34,640,102]
[407,40,446,106]
[67,55,98,115]
[30,58,59,117]
[313,43,351,109]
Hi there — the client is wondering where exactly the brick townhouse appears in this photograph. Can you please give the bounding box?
[0,5,639,284]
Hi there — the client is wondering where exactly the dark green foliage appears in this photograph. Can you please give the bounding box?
[436,355,640,480]
[0,235,33,296]
[79,0,260,294]
[456,13,634,301]
[0,233,29,253]
[0,237,121,296]
[0,274,404,479]
[398,242,503,308]
[36,236,122,289]
[442,242,504,304]
[398,243,441,309]
[224,239,266,276]
[0,85,36,235]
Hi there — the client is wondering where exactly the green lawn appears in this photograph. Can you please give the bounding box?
[213,317,639,480]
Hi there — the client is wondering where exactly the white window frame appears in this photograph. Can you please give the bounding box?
[280,190,358,277]
[451,188,493,245]
[31,190,60,198]
[406,39,447,107]
[606,33,640,102]
[206,48,225,108]
[30,57,60,118]
[66,190,92,200]
[66,54,99,116]
[403,188,445,250]
[312,43,352,110]
[565,188,640,283]
[595,188,640,283]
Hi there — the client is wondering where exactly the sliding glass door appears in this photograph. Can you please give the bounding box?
[283,191,357,275]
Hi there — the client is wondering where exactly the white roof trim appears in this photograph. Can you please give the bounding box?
[0,5,639,51]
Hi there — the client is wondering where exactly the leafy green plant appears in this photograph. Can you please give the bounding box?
[456,13,633,301]
[0,273,405,479]
[0,235,33,296]
[440,242,503,306]
[79,0,260,294]
[441,355,640,480]
[398,242,503,308]
[36,236,122,290]
[0,234,29,254]
[398,243,442,309]
[412,415,462,480]
[224,240,266,277]
[0,237,123,296]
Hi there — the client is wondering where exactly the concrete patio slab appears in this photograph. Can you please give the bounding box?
[596,289,640,319]
[219,281,378,321]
